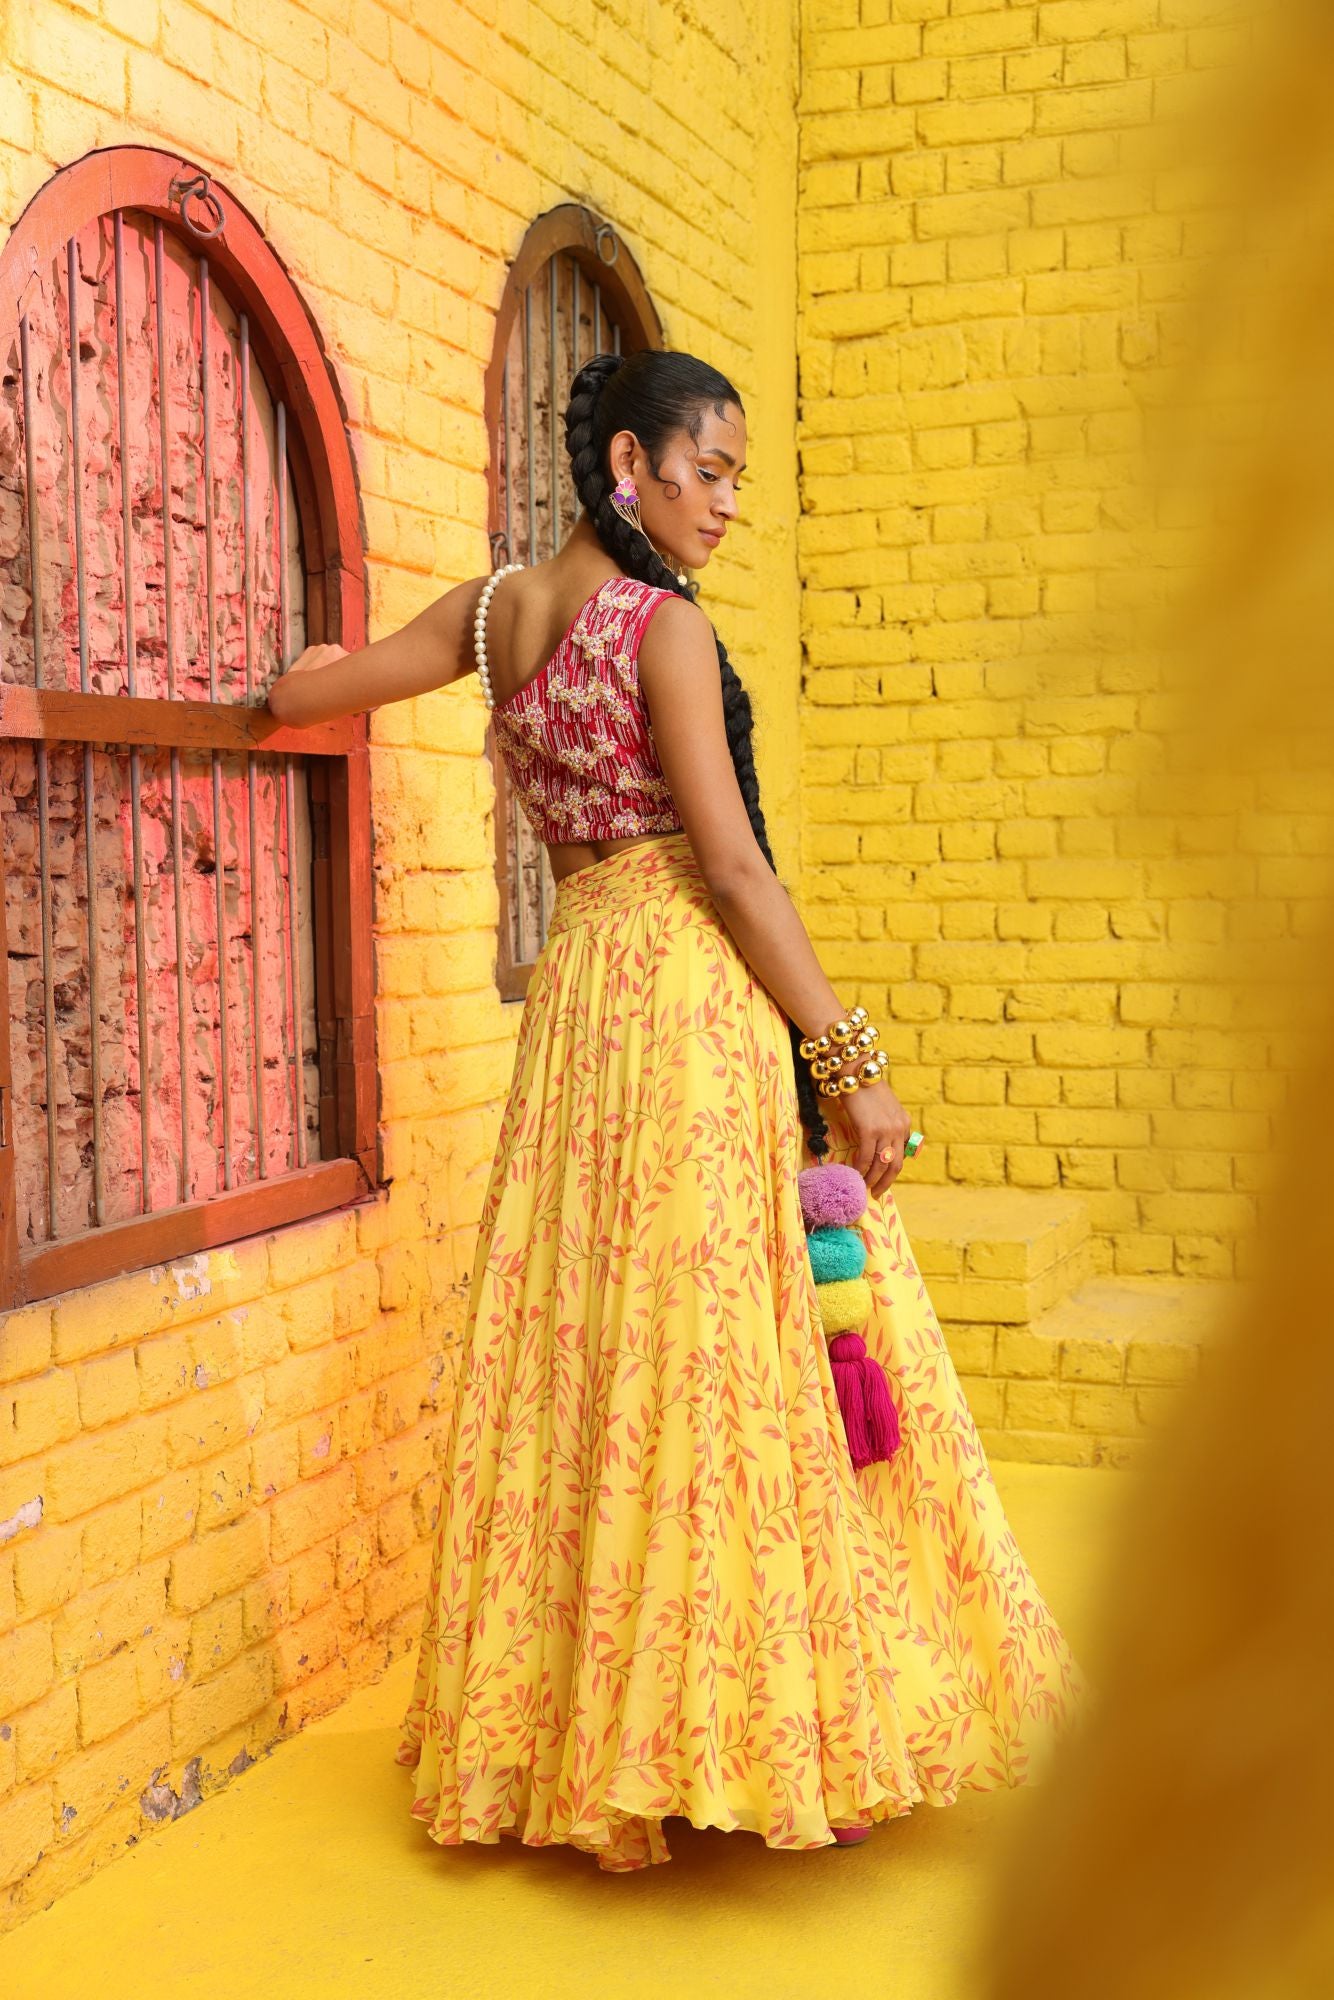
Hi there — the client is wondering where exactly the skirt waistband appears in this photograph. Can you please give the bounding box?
[545,832,708,935]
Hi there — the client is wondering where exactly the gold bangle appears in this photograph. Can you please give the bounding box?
[807,1033,880,1081]
[799,1005,871,1064]
[811,1031,880,1081]
[815,1050,890,1098]
[822,1024,879,1060]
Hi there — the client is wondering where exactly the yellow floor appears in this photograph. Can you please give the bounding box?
[2,1465,1128,2000]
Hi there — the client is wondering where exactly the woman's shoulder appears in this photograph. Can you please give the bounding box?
[632,583,710,631]
[634,592,715,695]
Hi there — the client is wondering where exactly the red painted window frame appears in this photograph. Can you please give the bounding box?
[482,203,663,1003]
[0,146,378,1308]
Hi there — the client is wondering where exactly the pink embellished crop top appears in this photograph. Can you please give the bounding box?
[479,570,685,845]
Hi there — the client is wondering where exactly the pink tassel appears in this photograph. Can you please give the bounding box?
[859,1347,901,1462]
[827,1332,901,1469]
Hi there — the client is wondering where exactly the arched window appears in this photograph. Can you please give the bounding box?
[482,204,663,1000]
[0,148,377,1306]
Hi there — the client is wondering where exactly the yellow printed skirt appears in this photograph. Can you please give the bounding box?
[396,830,1083,1871]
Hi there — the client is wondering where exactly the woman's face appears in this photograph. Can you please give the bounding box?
[608,401,747,569]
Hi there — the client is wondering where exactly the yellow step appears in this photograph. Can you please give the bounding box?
[893,1184,1092,1327]
[955,1276,1240,1469]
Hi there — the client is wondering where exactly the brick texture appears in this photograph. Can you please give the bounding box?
[795,0,1297,1283]
[0,0,800,1933]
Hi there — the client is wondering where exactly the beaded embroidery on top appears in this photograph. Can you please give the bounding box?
[488,576,685,844]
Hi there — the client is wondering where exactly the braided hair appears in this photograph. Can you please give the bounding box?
[563,347,832,1163]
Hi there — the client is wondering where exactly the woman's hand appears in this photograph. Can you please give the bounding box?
[286,642,348,675]
[824,1071,913,1203]
[267,644,348,724]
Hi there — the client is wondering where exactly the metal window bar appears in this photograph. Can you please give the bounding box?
[114,213,153,1215]
[20,310,59,1242]
[277,399,308,1171]
[572,257,580,382]
[155,219,191,1207]
[199,253,234,1193]
[501,355,514,568]
[62,242,108,1229]
[239,310,267,1181]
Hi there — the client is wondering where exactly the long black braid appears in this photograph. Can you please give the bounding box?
[563,348,832,1164]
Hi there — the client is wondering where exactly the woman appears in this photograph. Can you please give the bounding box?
[267,349,1082,1873]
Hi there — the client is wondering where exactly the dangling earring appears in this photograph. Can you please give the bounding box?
[609,476,689,589]
[609,474,645,536]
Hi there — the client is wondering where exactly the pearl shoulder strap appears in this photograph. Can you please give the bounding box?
[473,561,524,709]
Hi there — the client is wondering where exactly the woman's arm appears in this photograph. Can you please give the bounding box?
[638,600,912,1193]
[266,576,489,727]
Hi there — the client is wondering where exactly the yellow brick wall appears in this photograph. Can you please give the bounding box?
[0,0,801,1925]
[794,0,1283,1282]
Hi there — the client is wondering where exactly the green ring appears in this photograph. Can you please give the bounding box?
[904,1130,924,1158]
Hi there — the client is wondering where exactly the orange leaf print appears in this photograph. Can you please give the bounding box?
[396,832,1084,1873]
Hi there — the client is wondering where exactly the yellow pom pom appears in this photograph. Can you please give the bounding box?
[814,1276,872,1335]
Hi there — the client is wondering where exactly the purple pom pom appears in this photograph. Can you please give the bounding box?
[797,1161,868,1231]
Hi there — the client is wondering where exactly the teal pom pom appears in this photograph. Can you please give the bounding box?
[807,1225,866,1285]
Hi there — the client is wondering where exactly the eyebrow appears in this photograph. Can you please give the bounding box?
[701,447,747,473]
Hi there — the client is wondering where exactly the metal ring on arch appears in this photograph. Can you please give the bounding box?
[168,170,227,241]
